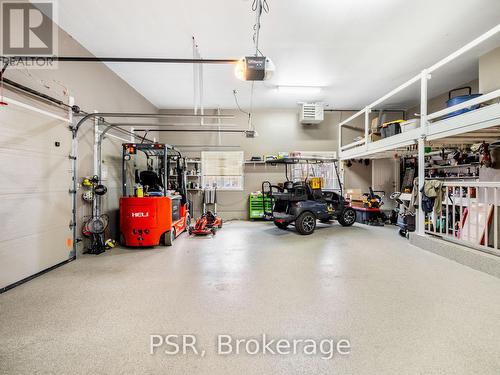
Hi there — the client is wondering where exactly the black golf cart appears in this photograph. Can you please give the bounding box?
[263,156,356,235]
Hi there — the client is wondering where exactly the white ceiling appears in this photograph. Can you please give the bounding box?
[55,0,500,110]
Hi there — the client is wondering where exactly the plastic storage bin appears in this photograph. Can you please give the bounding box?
[446,87,482,118]
[381,120,402,138]
[400,119,420,132]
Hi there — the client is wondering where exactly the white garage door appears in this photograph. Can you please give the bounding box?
[0,102,73,291]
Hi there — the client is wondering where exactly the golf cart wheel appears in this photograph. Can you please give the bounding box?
[295,212,316,235]
[339,207,356,227]
[274,221,289,230]
[163,230,174,246]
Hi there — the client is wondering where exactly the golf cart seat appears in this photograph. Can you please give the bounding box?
[322,190,341,203]
[140,170,163,192]
[305,184,324,201]
[283,181,294,191]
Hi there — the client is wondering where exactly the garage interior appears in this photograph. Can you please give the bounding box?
[1,1,500,374]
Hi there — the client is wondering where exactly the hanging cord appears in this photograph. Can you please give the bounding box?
[248,81,255,130]
[247,0,269,131]
[251,0,269,57]
[233,89,249,115]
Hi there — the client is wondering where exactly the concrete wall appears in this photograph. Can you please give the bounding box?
[3,26,157,253]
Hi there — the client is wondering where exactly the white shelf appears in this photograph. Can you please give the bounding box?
[425,163,479,170]
[339,103,500,160]
[425,176,479,180]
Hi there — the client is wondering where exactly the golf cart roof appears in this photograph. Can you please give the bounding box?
[266,156,338,165]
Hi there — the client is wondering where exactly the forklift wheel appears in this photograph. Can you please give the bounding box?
[338,207,356,227]
[164,230,174,246]
[274,221,289,230]
[295,212,316,235]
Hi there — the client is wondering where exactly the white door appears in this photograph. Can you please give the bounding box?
[372,158,399,210]
[0,103,73,290]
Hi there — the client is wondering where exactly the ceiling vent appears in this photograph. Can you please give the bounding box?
[299,103,324,125]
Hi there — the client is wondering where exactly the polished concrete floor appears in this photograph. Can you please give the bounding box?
[1,221,500,374]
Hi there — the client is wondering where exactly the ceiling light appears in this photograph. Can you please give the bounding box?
[276,86,322,94]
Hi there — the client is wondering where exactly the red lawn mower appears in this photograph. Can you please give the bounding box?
[189,188,223,236]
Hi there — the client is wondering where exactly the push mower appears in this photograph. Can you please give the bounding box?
[189,188,223,235]
[263,156,356,235]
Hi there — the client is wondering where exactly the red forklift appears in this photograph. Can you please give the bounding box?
[119,143,190,247]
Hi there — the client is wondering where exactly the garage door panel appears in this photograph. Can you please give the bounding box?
[0,105,71,155]
[0,226,72,289]
[0,150,71,195]
[0,103,72,290]
[0,192,71,243]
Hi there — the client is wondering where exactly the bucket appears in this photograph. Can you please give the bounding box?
[446,86,482,118]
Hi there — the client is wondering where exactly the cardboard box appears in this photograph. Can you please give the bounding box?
[371,117,379,130]
[370,132,381,142]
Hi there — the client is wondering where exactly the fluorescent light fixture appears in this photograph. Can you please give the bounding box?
[276,85,322,94]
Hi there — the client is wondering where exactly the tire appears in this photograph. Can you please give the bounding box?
[188,227,193,235]
[338,207,356,227]
[163,230,174,246]
[295,212,316,235]
[274,221,289,230]
[399,228,408,238]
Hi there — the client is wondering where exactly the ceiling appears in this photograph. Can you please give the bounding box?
[54,0,500,110]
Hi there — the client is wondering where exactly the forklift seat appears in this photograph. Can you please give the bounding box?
[140,170,163,192]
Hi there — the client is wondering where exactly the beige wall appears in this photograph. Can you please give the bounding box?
[3,26,157,252]
[479,47,500,94]
[344,161,372,192]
